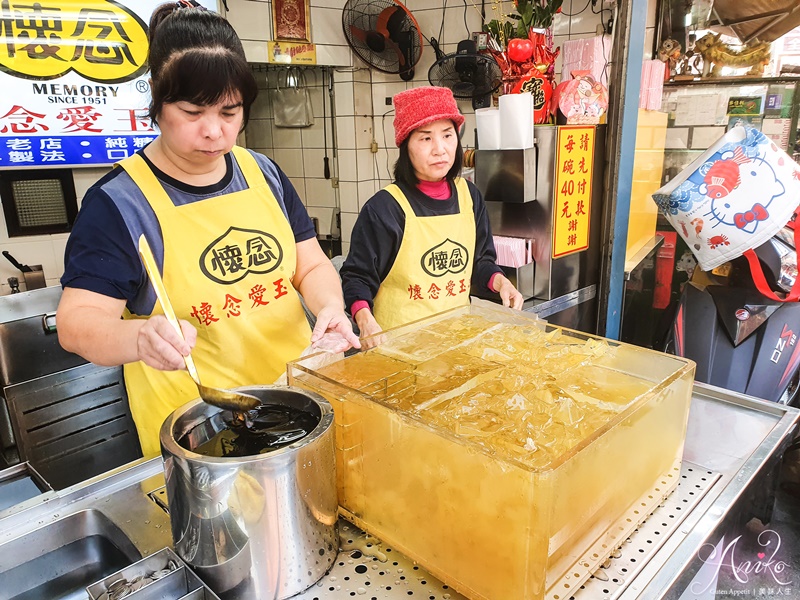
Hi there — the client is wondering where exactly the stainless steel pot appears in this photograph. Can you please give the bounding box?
[160,386,337,600]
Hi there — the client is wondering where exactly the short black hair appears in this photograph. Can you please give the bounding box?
[393,121,464,188]
[147,5,258,129]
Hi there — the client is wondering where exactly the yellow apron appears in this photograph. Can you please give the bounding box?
[373,178,475,330]
[120,146,311,456]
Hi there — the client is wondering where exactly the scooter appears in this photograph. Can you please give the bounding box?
[665,224,800,406]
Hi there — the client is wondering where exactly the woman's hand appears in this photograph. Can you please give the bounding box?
[137,315,198,371]
[355,308,384,349]
[311,305,361,353]
[494,274,525,310]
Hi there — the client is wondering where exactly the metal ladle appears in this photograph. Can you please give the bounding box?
[138,234,260,413]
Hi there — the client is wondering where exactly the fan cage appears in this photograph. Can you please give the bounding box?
[428,52,503,99]
[342,0,423,75]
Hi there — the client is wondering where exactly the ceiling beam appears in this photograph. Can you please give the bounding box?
[710,7,792,28]
[745,3,800,43]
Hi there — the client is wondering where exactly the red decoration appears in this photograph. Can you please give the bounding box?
[511,71,553,124]
[489,27,560,124]
[507,38,534,63]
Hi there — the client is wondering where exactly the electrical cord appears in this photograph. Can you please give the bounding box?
[562,0,592,17]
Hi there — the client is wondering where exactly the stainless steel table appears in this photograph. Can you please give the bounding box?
[0,382,797,600]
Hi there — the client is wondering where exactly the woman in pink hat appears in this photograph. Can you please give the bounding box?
[341,86,523,339]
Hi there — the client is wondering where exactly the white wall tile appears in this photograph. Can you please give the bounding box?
[335,115,356,150]
[306,206,334,236]
[272,126,303,148]
[334,81,355,117]
[353,82,373,116]
[251,89,272,119]
[406,0,445,10]
[242,39,270,63]
[273,148,304,177]
[461,113,477,149]
[0,239,59,287]
[289,176,307,200]
[303,148,327,178]
[379,115,395,150]
[340,211,358,243]
[227,0,272,42]
[569,6,605,36]
[357,115,377,149]
[246,119,273,148]
[341,241,350,256]
[553,7,570,36]
[338,149,358,181]
[315,45,353,67]
[357,180,377,208]
[73,167,111,203]
[353,68,372,84]
[301,120,326,149]
[51,237,68,278]
[373,149,394,183]
[356,148,375,181]
[310,6,346,46]
[305,178,337,208]
[338,182,359,213]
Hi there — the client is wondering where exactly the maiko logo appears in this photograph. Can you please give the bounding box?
[420,239,469,277]
[200,227,283,285]
[0,0,149,83]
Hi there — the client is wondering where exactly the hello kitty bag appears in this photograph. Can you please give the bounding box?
[653,126,800,300]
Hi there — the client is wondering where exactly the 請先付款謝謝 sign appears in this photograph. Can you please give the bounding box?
[0,0,217,168]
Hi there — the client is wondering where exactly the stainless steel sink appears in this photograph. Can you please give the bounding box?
[0,508,141,600]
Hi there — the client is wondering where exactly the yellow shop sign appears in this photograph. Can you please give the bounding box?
[0,0,149,83]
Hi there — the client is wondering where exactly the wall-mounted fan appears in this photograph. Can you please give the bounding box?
[342,0,423,81]
[428,40,502,109]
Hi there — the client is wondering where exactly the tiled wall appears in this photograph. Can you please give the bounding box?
[0,167,108,295]
[238,0,621,256]
[0,0,660,293]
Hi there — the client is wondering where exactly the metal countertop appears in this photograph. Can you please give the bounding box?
[0,382,797,600]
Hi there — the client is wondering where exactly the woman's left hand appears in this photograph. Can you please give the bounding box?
[495,275,525,310]
[311,305,362,352]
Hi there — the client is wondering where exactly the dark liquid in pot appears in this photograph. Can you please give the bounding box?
[190,404,318,458]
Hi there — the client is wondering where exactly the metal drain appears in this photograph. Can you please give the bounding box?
[293,462,718,600]
[146,464,719,599]
[564,462,718,600]
[293,519,463,600]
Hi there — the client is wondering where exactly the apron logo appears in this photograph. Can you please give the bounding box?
[420,239,469,277]
[200,227,283,284]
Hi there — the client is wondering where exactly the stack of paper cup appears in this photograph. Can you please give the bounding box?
[499,93,534,149]
[475,108,501,150]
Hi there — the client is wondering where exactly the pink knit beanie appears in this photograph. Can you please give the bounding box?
[393,86,465,147]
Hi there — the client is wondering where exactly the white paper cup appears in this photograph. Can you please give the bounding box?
[499,93,534,149]
[475,108,501,150]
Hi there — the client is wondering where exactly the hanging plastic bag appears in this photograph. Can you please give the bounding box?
[653,126,800,282]
[273,67,314,128]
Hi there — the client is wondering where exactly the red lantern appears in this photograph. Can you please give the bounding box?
[507,38,534,63]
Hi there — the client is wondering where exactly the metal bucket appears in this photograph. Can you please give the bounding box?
[159,386,337,600]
